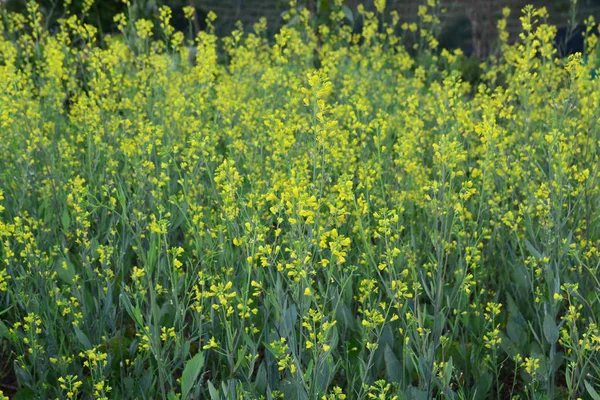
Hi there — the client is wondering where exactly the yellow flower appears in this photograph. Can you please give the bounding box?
[183,6,195,20]
[203,337,219,350]
[523,357,540,375]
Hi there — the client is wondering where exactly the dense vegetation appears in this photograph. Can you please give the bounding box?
[1,1,600,399]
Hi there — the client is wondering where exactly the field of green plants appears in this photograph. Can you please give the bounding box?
[1,0,600,399]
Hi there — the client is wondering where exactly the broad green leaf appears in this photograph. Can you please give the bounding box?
[61,208,70,230]
[73,325,92,350]
[506,318,524,344]
[586,380,600,400]
[207,380,220,400]
[475,372,492,399]
[167,391,179,400]
[254,361,267,394]
[543,313,559,345]
[234,346,247,372]
[181,352,205,400]
[444,357,453,387]
[140,369,154,393]
[120,293,143,327]
[56,258,76,285]
[315,358,337,393]
[407,385,428,400]
[335,303,356,331]
[342,6,354,25]
[384,345,402,383]
[512,263,530,291]
[281,380,307,400]
[13,388,36,400]
[524,239,543,259]
[0,320,10,340]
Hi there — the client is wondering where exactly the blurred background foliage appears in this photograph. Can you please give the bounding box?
[1,0,599,84]
[3,0,599,51]
[2,0,202,34]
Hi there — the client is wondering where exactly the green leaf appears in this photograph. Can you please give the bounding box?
[543,313,559,345]
[147,234,159,275]
[285,14,301,26]
[341,6,354,25]
[73,325,92,350]
[140,369,154,393]
[335,303,356,331]
[181,352,205,399]
[384,345,402,383]
[207,380,220,400]
[443,357,453,387]
[281,380,307,400]
[167,391,179,400]
[512,263,530,291]
[585,380,600,400]
[505,293,523,322]
[551,351,564,373]
[374,324,394,370]
[0,320,10,340]
[234,345,247,372]
[13,388,36,400]
[407,386,428,400]
[254,361,267,394]
[56,258,76,285]
[305,360,314,382]
[315,358,337,393]
[506,318,524,344]
[14,365,32,387]
[475,372,492,399]
[282,304,297,337]
[120,293,143,327]
[61,208,70,230]
[524,239,543,259]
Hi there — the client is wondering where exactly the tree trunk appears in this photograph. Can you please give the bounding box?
[464,0,497,60]
[189,0,201,34]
